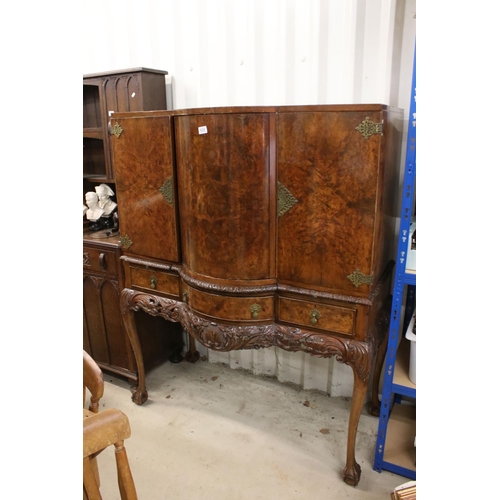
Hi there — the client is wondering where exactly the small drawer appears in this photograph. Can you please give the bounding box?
[183,284,274,323]
[130,266,180,298]
[83,246,118,275]
[277,296,357,337]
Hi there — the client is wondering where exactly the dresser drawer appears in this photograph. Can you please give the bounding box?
[130,266,180,298]
[183,284,275,323]
[83,246,119,276]
[277,296,357,337]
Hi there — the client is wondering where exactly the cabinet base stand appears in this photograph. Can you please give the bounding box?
[120,287,390,486]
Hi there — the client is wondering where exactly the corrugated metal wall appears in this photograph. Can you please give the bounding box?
[83,0,416,398]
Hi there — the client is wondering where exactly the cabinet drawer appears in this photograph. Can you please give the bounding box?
[130,266,180,298]
[83,246,118,276]
[183,284,275,323]
[277,296,357,337]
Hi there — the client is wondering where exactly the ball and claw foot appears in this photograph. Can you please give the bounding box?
[343,461,361,486]
[131,389,148,405]
[184,349,200,363]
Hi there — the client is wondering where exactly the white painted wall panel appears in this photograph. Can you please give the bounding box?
[83,0,416,399]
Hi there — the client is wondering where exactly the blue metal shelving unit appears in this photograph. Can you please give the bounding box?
[373,44,416,480]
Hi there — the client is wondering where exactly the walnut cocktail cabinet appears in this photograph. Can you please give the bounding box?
[110,104,403,486]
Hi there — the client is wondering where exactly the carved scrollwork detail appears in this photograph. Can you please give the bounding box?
[83,252,90,266]
[120,289,372,381]
[273,325,372,382]
[178,268,277,294]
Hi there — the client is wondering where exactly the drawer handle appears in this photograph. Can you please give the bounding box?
[309,309,321,325]
[99,253,107,270]
[150,276,157,289]
[249,303,261,319]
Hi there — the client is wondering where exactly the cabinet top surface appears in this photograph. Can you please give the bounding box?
[83,67,168,79]
[83,232,121,247]
[111,103,402,119]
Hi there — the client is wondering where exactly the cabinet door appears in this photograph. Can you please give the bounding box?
[277,110,384,297]
[174,112,273,282]
[83,274,131,370]
[111,114,180,263]
[103,73,144,114]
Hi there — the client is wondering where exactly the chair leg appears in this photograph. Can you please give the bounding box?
[83,456,103,500]
[114,441,138,500]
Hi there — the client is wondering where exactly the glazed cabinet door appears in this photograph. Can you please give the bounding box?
[111,113,180,263]
[174,112,274,284]
[277,110,385,298]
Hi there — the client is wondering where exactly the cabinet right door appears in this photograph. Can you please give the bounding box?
[276,109,386,299]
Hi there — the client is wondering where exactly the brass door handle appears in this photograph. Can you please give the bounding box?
[99,253,107,270]
[249,303,261,319]
[150,276,157,289]
[309,309,321,325]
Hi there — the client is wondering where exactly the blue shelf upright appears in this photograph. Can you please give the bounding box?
[373,44,416,480]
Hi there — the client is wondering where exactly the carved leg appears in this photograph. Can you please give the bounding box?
[183,331,200,363]
[343,368,369,486]
[121,296,148,405]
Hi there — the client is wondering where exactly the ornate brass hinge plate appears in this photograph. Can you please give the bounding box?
[355,117,383,139]
[110,123,124,138]
[120,234,133,250]
[347,269,373,287]
[277,182,299,217]
[159,177,174,205]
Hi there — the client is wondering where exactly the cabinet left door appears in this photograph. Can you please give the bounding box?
[83,238,135,378]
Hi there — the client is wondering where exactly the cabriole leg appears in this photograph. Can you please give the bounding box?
[343,368,369,486]
[121,294,148,405]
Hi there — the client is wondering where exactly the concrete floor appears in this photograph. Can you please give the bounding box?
[95,358,407,499]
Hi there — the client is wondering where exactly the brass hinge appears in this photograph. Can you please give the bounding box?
[277,182,299,217]
[347,269,373,287]
[120,234,133,250]
[355,117,383,139]
[110,122,124,138]
[159,177,174,205]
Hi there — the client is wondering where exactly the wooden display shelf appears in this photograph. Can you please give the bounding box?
[83,127,103,139]
[384,403,416,472]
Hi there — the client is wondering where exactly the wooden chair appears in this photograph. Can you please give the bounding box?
[84,350,104,413]
[83,350,138,500]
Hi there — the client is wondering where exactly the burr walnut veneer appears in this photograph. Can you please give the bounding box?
[110,104,402,486]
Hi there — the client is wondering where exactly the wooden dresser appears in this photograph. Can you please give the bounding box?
[83,68,183,380]
[110,104,403,486]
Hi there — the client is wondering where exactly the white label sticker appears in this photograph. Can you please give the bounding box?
[198,126,208,135]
